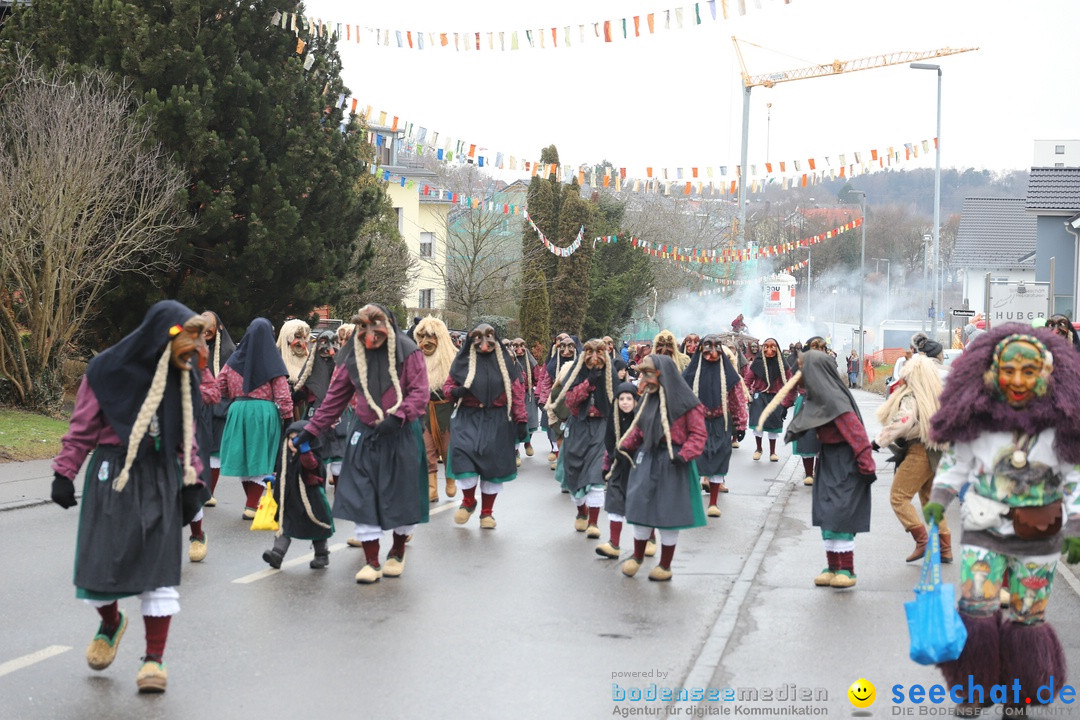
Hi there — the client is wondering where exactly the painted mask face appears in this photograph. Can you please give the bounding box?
[337,325,353,346]
[603,336,615,353]
[354,305,390,350]
[450,331,464,349]
[415,327,439,357]
[199,311,218,343]
[315,332,338,359]
[558,336,577,359]
[636,357,660,394]
[654,336,675,357]
[700,335,722,363]
[583,340,608,370]
[748,342,760,355]
[470,324,497,354]
[997,340,1044,408]
[289,325,309,357]
[684,334,700,355]
[511,338,527,357]
[617,392,636,413]
[170,315,208,371]
[1047,315,1073,340]
[762,340,779,358]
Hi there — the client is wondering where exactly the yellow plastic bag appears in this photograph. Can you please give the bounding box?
[250,482,279,531]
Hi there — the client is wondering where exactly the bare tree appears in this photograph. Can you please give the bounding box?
[0,58,191,411]
[339,185,416,317]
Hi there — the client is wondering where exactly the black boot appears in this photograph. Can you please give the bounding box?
[310,552,329,569]
[262,548,284,569]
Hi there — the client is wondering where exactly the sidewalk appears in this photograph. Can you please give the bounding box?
[0,457,61,511]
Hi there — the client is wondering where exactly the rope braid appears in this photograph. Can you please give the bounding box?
[212,331,221,377]
[658,386,675,460]
[274,441,332,538]
[546,356,585,412]
[113,347,171,492]
[293,352,315,392]
[180,368,197,486]
[755,370,802,435]
[493,345,514,420]
[352,329,383,421]
[720,358,730,431]
[606,392,649,480]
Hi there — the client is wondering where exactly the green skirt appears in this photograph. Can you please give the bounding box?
[219,399,281,477]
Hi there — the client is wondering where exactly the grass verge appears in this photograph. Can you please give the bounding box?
[0,407,69,462]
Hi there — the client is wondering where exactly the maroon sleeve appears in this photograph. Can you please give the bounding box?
[535,365,552,404]
[305,369,356,437]
[677,404,707,462]
[393,351,431,423]
[52,378,107,479]
[781,366,797,408]
[271,376,294,419]
[620,426,643,455]
[731,382,749,431]
[511,377,528,424]
[217,364,234,400]
[832,411,876,475]
[564,379,592,416]
[443,375,460,398]
[199,368,221,406]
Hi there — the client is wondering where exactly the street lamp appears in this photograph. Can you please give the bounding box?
[849,190,867,387]
[875,258,891,320]
[911,62,942,341]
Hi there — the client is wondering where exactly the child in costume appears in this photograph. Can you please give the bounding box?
[683,333,748,517]
[764,350,876,589]
[51,300,209,693]
[743,337,795,462]
[923,325,1080,716]
[617,354,707,581]
[596,383,642,559]
[261,421,335,570]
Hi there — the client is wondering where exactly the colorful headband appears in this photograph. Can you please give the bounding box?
[983,333,1054,400]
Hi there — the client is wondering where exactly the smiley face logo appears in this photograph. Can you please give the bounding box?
[847,678,876,708]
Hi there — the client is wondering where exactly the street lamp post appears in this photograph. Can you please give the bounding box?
[875,258,891,320]
[849,190,867,387]
[911,62,942,341]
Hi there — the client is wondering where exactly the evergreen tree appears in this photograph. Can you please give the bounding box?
[518,265,550,359]
[549,184,593,336]
[1,0,381,339]
[582,197,653,340]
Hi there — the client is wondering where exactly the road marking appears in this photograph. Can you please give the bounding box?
[1058,561,1080,598]
[0,646,71,678]
[231,502,459,584]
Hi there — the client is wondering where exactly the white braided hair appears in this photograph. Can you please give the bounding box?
[754,370,802,435]
[459,339,515,420]
[692,350,731,431]
[276,440,331,537]
[211,323,222,376]
[351,317,403,422]
[113,347,197,492]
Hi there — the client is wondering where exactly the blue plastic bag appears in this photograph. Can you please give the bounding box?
[905,522,967,664]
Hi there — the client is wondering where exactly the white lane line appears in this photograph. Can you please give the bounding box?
[0,646,71,679]
[1058,561,1080,598]
[231,502,459,584]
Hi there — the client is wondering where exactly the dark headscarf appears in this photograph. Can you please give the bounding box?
[607,381,639,456]
[226,318,289,394]
[637,354,702,451]
[784,350,862,443]
[930,324,1080,463]
[682,347,739,408]
[86,300,200,457]
[206,311,235,377]
[299,330,338,401]
[449,326,522,407]
[336,304,418,408]
[562,355,613,418]
[545,334,582,380]
[749,337,784,387]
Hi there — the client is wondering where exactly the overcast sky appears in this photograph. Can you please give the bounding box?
[300,0,1077,179]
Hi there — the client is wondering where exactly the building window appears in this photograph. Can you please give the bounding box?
[420,232,434,257]
[1055,145,1066,154]
[419,289,433,309]
[395,208,403,234]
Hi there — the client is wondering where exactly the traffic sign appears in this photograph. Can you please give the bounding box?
[951,309,976,318]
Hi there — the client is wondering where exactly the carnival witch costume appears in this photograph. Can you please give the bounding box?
[195,310,234,509]
[617,354,707,581]
[537,333,581,468]
[51,300,209,693]
[923,324,1080,716]
[294,329,342,464]
[683,334,748,518]
[763,350,876,589]
[414,316,458,502]
[743,337,794,461]
[596,382,639,559]
[546,338,615,538]
[511,337,540,459]
[295,304,429,584]
[444,323,528,530]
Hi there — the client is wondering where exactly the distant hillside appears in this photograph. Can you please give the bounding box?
[818,167,1030,215]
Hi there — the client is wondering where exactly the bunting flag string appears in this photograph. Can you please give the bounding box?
[271,1,791,54]
[373,166,525,215]
[525,212,585,257]
[669,259,810,288]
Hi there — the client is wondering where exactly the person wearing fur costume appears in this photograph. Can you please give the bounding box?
[652,329,691,372]
[293,304,429,584]
[216,319,294,520]
[261,421,335,570]
[923,325,1080,717]
[617,354,707,581]
[547,339,615,538]
[743,337,795,462]
[443,323,528,530]
[195,311,235,511]
[767,350,876,589]
[51,301,210,694]
[511,337,540,459]
[683,334,748,518]
[277,318,311,412]
[413,316,458,502]
[873,354,953,564]
[596,382,640,559]
[537,333,580,469]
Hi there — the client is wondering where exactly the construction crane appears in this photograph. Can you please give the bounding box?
[729,37,978,247]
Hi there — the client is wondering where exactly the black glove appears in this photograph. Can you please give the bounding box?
[375,414,404,436]
[870,440,880,452]
[181,484,204,525]
[51,473,77,509]
[672,453,688,466]
[517,422,528,442]
[450,385,468,399]
[290,428,317,452]
[734,429,746,442]
[858,472,877,484]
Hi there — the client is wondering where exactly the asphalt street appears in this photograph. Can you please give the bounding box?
[1,390,1079,719]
